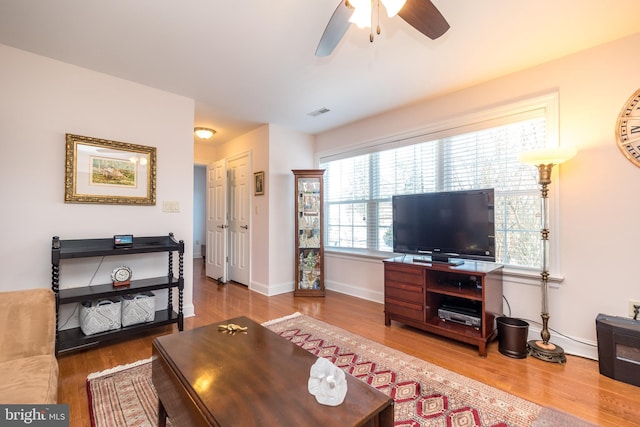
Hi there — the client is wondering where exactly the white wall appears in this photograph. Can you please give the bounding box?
[316,33,640,359]
[267,125,315,294]
[0,44,195,323]
[194,142,216,165]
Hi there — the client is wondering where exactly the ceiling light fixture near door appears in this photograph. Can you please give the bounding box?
[194,127,216,139]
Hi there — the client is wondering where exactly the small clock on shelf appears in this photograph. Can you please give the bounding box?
[111,266,132,287]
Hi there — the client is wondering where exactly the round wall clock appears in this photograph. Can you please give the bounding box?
[615,88,640,167]
[111,266,132,286]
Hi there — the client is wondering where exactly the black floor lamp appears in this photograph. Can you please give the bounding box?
[519,146,576,364]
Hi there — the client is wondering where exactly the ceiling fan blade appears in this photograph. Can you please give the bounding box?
[398,0,449,40]
[316,1,353,57]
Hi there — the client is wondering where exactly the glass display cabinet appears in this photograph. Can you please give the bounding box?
[293,169,325,297]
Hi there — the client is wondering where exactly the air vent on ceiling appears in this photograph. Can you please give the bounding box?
[307,107,331,117]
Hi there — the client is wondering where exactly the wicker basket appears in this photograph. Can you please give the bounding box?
[121,292,155,327]
[79,298,122,336]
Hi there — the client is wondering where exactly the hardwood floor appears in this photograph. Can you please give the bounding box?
[58,259,640,427]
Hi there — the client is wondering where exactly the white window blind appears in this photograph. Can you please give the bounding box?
[320,101,554,269]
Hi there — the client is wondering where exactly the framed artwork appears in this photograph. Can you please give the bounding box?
[254,171,265,196]
[64,134,156,205]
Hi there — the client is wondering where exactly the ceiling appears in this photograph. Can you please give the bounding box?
[1,0,639,145]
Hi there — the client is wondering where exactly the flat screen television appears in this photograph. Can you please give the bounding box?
[392,188,495,264]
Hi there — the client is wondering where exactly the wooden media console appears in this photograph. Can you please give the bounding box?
[383,256,503,357]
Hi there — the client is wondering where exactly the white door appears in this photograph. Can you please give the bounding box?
[228,154,250,286]
[206,160,228,282]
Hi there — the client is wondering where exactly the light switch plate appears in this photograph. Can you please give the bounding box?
[163,201,180,213]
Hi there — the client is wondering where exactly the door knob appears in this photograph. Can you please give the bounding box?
[240,225,248,230]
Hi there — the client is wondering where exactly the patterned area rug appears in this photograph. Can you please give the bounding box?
[87,359,160,427]
[87,313,596,427]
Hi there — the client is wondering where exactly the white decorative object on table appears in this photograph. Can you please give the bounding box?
[308,357,347,406]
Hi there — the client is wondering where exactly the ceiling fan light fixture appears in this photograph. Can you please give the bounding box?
[194,127,216,139]
[315,0,449,57]
[348,0,372,28]
[381,0,406,17]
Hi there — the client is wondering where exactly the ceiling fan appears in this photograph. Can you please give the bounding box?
[316,0,449,57]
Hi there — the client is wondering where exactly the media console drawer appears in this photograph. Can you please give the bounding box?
[385,299,424,322]
[384,264,424,285]
[385,285,423,303]
[384,263,425,321]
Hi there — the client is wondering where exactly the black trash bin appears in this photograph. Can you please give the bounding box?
[497,317,529,358]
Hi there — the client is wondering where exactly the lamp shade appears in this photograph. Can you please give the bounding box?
[518,146,577,166]
[194,127,216,139]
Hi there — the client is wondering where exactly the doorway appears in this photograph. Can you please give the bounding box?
[203,152,251,286]
[193,165,207,260]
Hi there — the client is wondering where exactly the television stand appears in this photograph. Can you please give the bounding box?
[383,256,503,357]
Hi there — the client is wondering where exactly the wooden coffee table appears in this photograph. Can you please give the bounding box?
[152,316,394,427]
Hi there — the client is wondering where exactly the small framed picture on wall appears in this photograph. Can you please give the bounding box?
[254,171,265,196]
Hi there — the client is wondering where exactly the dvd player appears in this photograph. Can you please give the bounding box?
[438,304,482,329]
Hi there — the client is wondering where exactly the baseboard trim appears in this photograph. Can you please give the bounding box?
[246,277,599,360]
[182,303,195,319]
[327,280,598,360]
[250,280,293,296]
[326,279,384,304]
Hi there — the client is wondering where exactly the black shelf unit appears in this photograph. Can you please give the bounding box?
[51,233,184,355]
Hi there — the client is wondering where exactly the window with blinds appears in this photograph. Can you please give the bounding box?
[320,97,556,269]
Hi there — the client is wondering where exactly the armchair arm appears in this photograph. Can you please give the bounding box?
[0,289,56,363]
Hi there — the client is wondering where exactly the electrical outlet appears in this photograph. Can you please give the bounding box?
[629,299,640,318]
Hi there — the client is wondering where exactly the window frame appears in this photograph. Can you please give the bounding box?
[317,93,565,280]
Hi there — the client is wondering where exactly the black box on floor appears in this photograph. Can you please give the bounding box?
[595,313,640,387]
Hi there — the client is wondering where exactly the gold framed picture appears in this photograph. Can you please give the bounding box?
[64,133,156,205]
[254,171,265,196]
